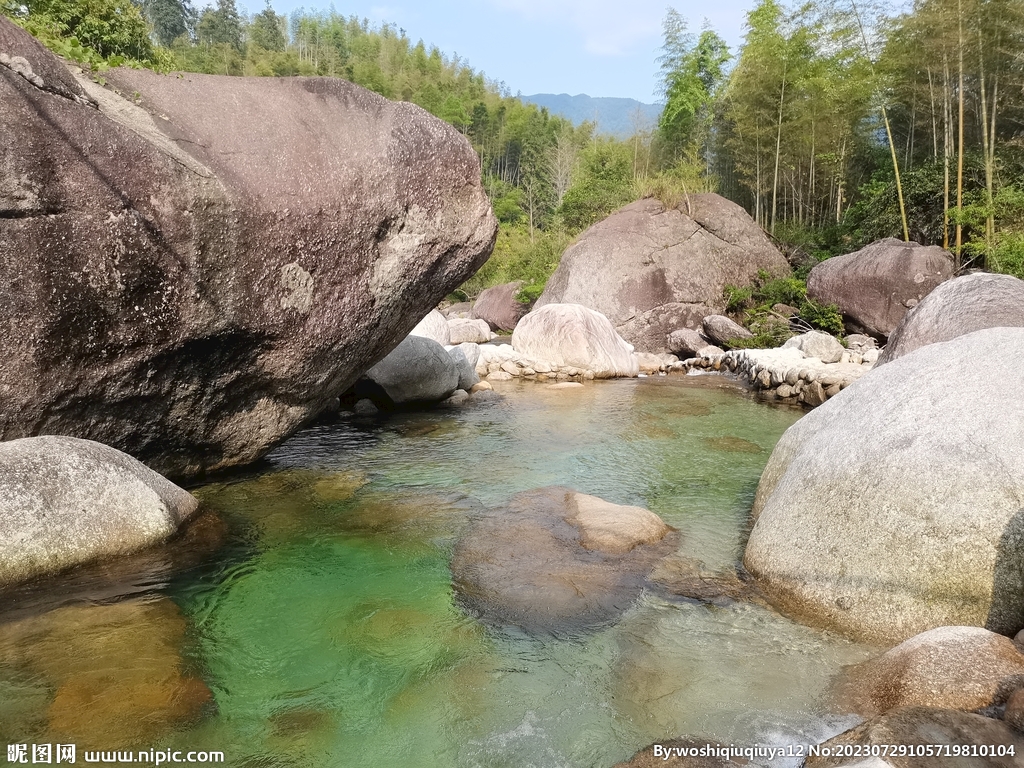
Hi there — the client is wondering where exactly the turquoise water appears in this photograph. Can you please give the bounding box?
[0,376,875,766]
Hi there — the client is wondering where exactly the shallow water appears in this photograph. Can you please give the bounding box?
[0,376,876,766]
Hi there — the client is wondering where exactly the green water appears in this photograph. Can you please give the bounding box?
[0,376,876,767]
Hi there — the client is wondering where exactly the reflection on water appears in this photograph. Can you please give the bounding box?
[0,377,877,767]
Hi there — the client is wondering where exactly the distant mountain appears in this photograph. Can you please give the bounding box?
[522,94,662,138]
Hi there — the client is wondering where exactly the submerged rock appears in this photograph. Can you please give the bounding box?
[877,272,1024,365]
[511,304,640,378]
[744,327,1024,641]
[451,487,676,633]
[0,436,199,587]
[536,195,789,352]
[806,238,954,338]
[833,626,1024,716]
[0,16,496,479]
[0,597,211,747]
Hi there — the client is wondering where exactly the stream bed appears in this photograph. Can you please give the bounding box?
[0,376,877,767]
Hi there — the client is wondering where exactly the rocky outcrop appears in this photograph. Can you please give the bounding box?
[744,327,1024,641]
[511,304,640,378]
[805,707,1024,767]
[806,239,954,339]
[0,436,199,587]
[0,17,496,478]
[471,280,531,331]
[834,627,1024,716]
[359,335,459,406]
[536,195,789,352]
[877,273,1024,365]
[451,487,676,633]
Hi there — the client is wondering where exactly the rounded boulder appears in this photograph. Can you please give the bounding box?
[511,303,640,378]
[806,238,953,339]
[744,327,1024,642]
[0,436,200,586]
[363,335,459,405]
[877,272,1024,366]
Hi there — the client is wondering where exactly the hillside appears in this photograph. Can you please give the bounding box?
[523,93,662,138]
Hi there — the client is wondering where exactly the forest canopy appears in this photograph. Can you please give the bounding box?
[4,0,1023,292]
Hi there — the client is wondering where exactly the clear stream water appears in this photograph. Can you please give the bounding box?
[0,375,877,767]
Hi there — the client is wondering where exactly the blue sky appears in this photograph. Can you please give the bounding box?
[250,0,754,102]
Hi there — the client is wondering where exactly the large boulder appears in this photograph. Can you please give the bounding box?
[511,303,640,378]
[0,436,199,586]
[361,335,459,406]
[744,327,1024,642]
[806,238,954,339]
[471,280,531,331]
[536,196,789,352]
[805,707,1024,768]
[834,626,1024,716]
[0,17,496,479]
[409,309,452,345]
[877,273,1024,365]
[447,317,491,344]
[451,487,676,633]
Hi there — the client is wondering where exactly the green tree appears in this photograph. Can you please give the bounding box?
[249,1,284,51]
[197,0,241,49]
[142,0,193,46]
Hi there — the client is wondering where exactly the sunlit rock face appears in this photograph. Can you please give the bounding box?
[0,16,496,479]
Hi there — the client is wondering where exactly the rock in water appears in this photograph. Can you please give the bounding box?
[806,238,953,339]
[471,280,531,331]
[536,196,789,352]
[362,335,460,406]
[744,327,1024,642]
[0,436,199,586]
[451,487,676,633]
[833,626,1024,716]
[877,273,1024,365]
[511,303,640,378]
[0,597,211,747]
[0,17,496,479]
